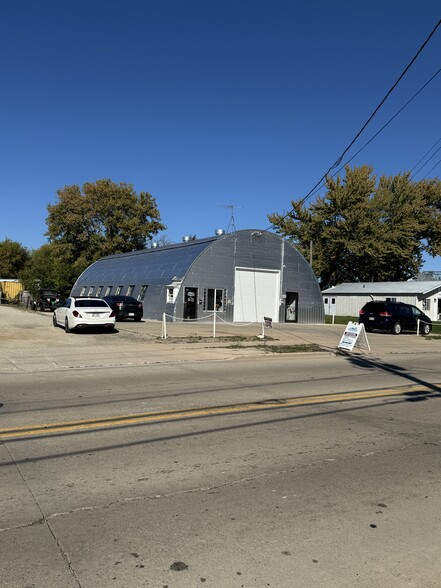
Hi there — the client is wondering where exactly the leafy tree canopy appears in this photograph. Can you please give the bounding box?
[20,243,75,298]
[0,238,30,277]
[268,165,441,288]
[46,179,166,271]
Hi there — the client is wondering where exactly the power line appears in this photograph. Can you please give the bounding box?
[267,17,441,229]
[421,157,441,180]
[326,18,441,175]
[410,137,441,173]
[307,68,441,200]
[410,137,441,179]
[411,144,441,180]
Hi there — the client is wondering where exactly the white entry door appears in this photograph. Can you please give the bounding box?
[233,268,280,323]
[323,296,336,315]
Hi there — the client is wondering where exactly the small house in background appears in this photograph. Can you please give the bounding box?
[71,229,324,324]
[417,270,441,281]
[322,281,441,321]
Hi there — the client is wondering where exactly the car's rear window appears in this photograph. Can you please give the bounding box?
[363,302,386,312]
[106,296,137,303]
[74,299,108,308]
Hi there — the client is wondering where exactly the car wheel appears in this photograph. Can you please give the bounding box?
[135,316,142,322]
[65,318,71,333]
[391,322,402,335]
[365,326,372,332]
[422,323,431,335]
[53,313,58,327]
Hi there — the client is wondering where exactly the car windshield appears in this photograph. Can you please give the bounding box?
[74,299,108,308]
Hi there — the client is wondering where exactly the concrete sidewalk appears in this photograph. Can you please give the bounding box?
[1,305,440,372]
[117,317,441,354]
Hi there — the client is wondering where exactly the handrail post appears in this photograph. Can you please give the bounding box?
[162,312,167,339]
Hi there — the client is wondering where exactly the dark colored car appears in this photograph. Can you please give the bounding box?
[102,295,143,321]
[32,289,62,312]
[359,301,431,335]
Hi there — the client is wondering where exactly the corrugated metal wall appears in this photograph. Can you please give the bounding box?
[171,231,324,323]
[71,230,324,324]
[0,280,23,300]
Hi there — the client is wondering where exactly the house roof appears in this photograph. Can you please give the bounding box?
[322,281,441,297]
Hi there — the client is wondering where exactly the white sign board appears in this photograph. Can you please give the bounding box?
[338,321,370,351]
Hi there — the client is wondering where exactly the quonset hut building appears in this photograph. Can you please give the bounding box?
[71,229,324,324]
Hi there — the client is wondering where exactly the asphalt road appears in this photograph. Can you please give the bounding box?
[1,306,441,587]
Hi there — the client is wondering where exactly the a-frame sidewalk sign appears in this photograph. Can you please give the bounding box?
[338,321,370,352]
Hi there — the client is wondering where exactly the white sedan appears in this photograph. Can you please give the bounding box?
[53,297,116,333]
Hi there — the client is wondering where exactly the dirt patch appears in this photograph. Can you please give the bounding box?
[157,335,276,344]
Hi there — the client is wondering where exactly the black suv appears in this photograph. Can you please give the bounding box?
[102,295,143,321]
[32,289,62,312]
[359,301,431,335]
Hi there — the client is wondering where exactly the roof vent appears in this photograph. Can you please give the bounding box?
[182,235,190,242]
[215,229,225,236]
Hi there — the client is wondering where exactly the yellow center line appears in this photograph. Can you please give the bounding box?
[0,383,439,440]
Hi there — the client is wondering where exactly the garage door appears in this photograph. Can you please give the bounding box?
[233,268,280,322]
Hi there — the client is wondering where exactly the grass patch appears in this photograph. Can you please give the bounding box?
[159,335,276,343]
[430,323,441,335]
[325,315,358,325]
[226,343,323,353]
[259,343,323,353]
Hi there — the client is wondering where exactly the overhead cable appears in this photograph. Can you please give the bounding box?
[409,137,441,179]
[421,157,441,180]
[308,68,441,200]
[268,17,441,229]
[411,144,441,180]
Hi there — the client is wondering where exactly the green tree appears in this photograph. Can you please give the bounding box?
[268,165,441,288]
[46,179,166,272]
[20,243,74,298]
[0,238,30,277]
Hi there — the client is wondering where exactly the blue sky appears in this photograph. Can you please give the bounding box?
[1,1,441,270]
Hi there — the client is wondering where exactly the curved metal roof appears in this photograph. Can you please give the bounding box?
[74,236,218,287]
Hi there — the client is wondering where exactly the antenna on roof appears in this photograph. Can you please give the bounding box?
[220,204,240,233]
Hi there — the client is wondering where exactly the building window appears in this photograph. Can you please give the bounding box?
[88,286,94,296]
[331,298,335,304]
[127,285,135,296]
[167,287,174,303]
[80,286,86,296]
[96,286,103,297]
[324,298,328,304]
[138,285,148,301]
[115,286,123,295]
[205,288,225,311]
[105,286,113,296]
[386,297,397,302]
[422,299,431,311]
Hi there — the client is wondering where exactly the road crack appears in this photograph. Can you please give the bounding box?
[0,440,84,587]
[3,437,436,529]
